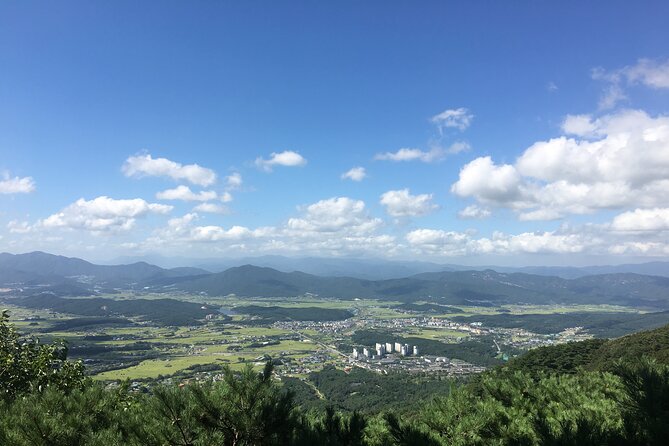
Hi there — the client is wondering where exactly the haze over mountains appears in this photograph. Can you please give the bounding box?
[2,251,669,310]
[108,253,669,280]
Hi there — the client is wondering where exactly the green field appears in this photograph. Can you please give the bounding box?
[3,293,658,382]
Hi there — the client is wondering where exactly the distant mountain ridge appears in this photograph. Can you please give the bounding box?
[107,254,669,279]
[0,251,208,287]
[3,252,669,310]
[174,265,669,308]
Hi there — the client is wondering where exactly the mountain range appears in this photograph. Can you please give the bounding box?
[2,251,669,309]
[106,254,669,280]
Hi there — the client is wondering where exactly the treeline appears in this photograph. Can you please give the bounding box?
[3,310,669,445]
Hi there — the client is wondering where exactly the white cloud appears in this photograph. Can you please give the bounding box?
[0,174,35,194]
[225,172,243,189]
[39,196,172,232]
[611,208,669,232]
[143,196,394,257]
[451,110,669,220]
[380,189,438,217]
[286,197,382,235]
[620,58,669,89]
[451,156,526,206]
[341,166,366,181]
[156,185,218,202]
[122,153,217,186]
[7,220,32,234]
[446,141,471,154]
[561,114,597,137]
[406,228,594,256]
[255,150,307,172]
[547,81,558,92]
[374,147,446,163]
[458,205,491,219]
[193,203,230,214]
[430,108,473,132]
[593,58,669,109]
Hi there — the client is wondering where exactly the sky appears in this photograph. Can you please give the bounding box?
[1,1,669,266]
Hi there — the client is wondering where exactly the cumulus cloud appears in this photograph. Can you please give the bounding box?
[380,189,438,217]
[122,154,217,186]
[341,166,366,182]
[255,150,307,171]
[374,147,446,163]
[286,197,382,235]
[0,174,35,194]
[561,114,597,137]
[39,196,172,232]
[143,196,394,257]
[451,156,526,207]
[611,208,669,232]
[156,185,218,202]
[150,213,260,242]
[451,109,669,220]
[406,228,594,256]
[430,108,473,132]
[458,205,491,219]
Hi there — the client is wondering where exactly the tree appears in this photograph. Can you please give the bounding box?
[0,310,86,402]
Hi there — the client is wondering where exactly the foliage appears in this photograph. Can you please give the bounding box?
[4,314,669,445]
[0,309,86,402]
[301,365,454,413]
[503,339,607,375]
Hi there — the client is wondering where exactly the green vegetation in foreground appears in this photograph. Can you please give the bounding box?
[504,322,669,376]
[3,310,669,445]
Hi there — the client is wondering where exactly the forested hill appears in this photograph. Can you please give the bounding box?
[504,323,669,375]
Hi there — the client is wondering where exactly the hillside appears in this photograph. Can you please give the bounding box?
[505,323,669,375]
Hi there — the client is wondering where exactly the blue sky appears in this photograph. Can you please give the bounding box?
[1,1,669,265]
